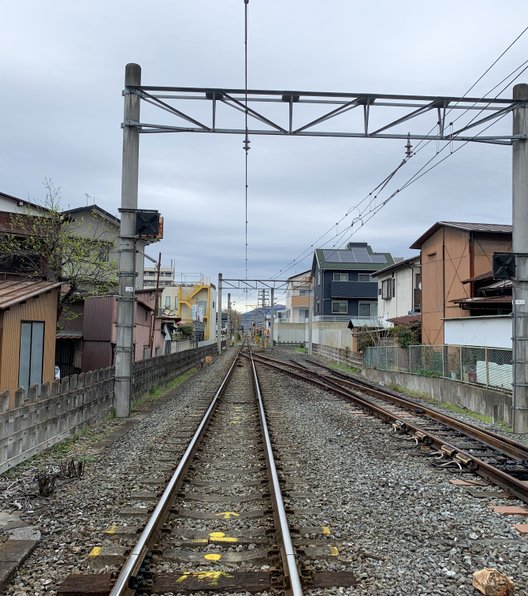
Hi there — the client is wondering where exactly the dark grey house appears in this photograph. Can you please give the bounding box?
[311,242,394,325]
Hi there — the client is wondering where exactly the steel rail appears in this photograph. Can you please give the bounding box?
[285,357,528,463]
[248,349,304,596]
[251,354,528,504]
[302,358,528,463]
[109,349,242,596]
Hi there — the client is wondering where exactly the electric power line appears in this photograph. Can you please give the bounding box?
[270,36,528,279]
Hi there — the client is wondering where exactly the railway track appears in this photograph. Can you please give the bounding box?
[58,347,355,595]
[251,352,528,505]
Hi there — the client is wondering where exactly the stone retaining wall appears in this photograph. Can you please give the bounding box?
[0,343,220,474]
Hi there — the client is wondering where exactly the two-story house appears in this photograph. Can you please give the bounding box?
[311,242,394,326]
[371,255,421,328]
[283,271,311,323]
[410,221,512,345]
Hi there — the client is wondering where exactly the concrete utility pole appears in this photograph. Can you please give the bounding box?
[227,292,231,340]
[115,63,141,418]
[512,83,528,433]
[217,273,223,354]
[270,287,275,348]
[308,279,313,355]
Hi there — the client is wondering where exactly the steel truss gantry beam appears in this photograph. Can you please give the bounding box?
[217,275,313,356]
[221,278,306,291]
[116,63,528,433]
[125,85,526,145]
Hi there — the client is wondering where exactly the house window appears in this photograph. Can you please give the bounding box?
[299,309,310,319]
[19,321,45,390]
[333,272,349,281]
[165,295,171,308]
[299,289,310,296]
[358,302,377,318]
[331,300,348,314]
[317,272,321,285]
[358,273,371,282]
[381,278,395,300]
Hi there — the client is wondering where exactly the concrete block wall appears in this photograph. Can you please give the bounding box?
[0,342,221,474]
[0,367,114,474]
[365,368,512,427]
[132,343,218,398]
[313,343,363,368]
[273,322,306,345]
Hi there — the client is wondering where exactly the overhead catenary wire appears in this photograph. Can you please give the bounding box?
[412,25,528,156]
[270,29,528,280]
[334,106,516,248]
[243,0,250,309]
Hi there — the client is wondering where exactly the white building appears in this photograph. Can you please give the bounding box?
[144,266,175,288]
[283,271,311,323]
[0,191,47,215]
[371,255,421,328]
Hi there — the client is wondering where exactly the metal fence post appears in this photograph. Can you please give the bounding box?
[485,347,490,387]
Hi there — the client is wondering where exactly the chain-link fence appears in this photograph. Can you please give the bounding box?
[364,344,512,391]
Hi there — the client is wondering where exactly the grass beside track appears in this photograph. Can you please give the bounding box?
[328,361,362,374]
[137,367,198,407]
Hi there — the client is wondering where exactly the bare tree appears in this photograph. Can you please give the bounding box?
[0,179,118,316]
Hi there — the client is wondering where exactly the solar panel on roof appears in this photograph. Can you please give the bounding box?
[370,254,388,263]
[322,248,388,264]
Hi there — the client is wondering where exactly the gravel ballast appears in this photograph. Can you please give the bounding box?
[0,345,527,595]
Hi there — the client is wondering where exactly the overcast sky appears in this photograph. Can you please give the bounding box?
[2,2,528,308]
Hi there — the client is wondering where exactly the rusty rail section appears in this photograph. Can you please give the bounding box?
[252,353,528,505]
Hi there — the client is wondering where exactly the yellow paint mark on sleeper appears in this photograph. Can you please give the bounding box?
[330,546,340,557]
[229,416,242,425]
[88,547,102,558]
[216,511,240,520]
[105,525,118,535]
[209,531,237,543]
[204,553,223,562]
[176,571,234,586]
[321,526,331,536]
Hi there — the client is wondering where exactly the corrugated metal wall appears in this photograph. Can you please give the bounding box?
[0,289,59,400]
[83,296,116,341]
